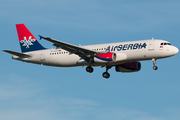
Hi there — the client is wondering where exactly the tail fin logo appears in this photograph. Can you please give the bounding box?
[20,36,36,48]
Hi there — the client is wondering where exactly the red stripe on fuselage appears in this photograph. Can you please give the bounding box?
[96,52,113,59]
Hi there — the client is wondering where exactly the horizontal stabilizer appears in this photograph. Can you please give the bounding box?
[3,50,31,57]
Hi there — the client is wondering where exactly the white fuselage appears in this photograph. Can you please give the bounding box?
[13,39,179,67]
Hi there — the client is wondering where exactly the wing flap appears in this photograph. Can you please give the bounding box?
[3,50,31,57]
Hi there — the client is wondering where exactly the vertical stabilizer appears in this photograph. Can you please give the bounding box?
[16,24,46,53]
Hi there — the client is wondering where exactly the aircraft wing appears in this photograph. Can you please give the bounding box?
[40,36,101,60]
[3,50,31,57]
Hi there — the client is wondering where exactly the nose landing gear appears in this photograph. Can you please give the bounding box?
[152,58,158,70]
[153,66,158,70]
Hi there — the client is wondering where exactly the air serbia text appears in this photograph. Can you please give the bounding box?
[105,43,147,52]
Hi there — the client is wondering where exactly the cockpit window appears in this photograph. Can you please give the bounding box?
[160,43,172,46]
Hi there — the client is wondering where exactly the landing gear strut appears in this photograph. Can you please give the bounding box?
[86,57,94,73]
[102,66,112,79]
[152,58,158,70]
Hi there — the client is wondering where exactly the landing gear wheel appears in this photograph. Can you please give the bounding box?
[152,58,158,70]
[102,72,110,79]
[153,66,158,70]
[86,66,94,73]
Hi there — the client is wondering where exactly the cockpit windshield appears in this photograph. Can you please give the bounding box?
[160,43,171,46]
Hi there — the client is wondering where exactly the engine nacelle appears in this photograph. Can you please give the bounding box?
[115,62,141,72]
[94,52,116,63]
[114,52,127,62]
[94,52,127,63]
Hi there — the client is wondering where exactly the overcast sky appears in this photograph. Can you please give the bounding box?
[1,0,180,120]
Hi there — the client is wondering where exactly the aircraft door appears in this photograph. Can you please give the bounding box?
[148,40,154,51]
[40,52,45,61]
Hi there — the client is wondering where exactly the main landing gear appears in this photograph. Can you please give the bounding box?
[152,58,158,70]
[86,65,112,79]
[86,66,94,73]
[102,66,112,79]
[86,57,94,73]
[85,57,112,79]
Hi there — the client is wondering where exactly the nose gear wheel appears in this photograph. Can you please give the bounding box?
[152,58,158,70]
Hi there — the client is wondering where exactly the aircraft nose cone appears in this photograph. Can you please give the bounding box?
[173,47,179,55]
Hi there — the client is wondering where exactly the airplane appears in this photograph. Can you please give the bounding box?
[3,24,179,78]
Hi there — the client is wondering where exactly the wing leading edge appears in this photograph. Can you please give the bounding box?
[40,36,102,61]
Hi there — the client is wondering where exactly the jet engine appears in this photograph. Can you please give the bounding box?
[94,52,127,63]
[115,62,141,72]
[94,52,116,63]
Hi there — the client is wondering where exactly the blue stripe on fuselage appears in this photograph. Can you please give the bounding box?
[95,56,113,61]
